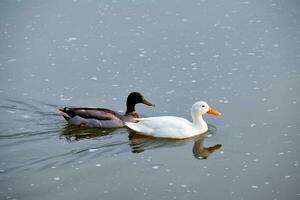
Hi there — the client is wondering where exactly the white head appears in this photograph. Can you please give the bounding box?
[191,101,221,117]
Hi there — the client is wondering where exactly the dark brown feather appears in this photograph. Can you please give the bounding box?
[62,107,125,121]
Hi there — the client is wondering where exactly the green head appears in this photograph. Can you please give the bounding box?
[125,92,155,114]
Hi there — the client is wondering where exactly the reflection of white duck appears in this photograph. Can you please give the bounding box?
[126,101,221,139]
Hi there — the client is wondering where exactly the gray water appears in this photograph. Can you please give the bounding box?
[1,0,300,199]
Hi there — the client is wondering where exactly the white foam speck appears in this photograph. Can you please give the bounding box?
[53,177,60,181]
[251,185,258,189]
[7,110,15,114]
[273,44,279,47]
[8,58,16,62]
[169,182,174,186]
[250,123,256,127]
[182,18,188,22]
[180,184,187,188]
[23,115,30,119]
[284,175,290,179]
[90,76,97,81]
[152,165,159,169]
[167,90,175,94]
[96,164,101,167]
[89,148,98,153]
[265,181,269,185]
[65,37,77,42]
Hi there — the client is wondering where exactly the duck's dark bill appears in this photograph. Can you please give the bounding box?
[142,98,155,107]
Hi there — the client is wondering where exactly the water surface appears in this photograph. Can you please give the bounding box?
[0,0,300,199]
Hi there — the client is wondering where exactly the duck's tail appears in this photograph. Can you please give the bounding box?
[59,107,73,120]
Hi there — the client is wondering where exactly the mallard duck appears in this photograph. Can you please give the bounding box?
[125,101,221,139]
[59,92,155,128]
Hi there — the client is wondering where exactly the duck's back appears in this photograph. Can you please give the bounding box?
[60,107,125,128]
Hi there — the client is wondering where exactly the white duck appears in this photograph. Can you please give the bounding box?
[125,101,221,139]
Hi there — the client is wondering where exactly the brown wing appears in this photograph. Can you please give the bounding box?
[64,107,125,121]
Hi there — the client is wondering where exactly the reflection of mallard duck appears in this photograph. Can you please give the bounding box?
[61,125,117,141]
[126,101,221,139]
[59,92,155,128]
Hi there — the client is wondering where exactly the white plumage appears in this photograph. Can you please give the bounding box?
[126,101,221,139]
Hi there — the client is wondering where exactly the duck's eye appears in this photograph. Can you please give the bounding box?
[202,105,205,108]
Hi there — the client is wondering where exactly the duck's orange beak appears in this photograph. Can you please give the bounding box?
[207,107,221,116]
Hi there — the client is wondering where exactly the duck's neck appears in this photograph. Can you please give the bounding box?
[191,113,208,130]
[125,102,136,115]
